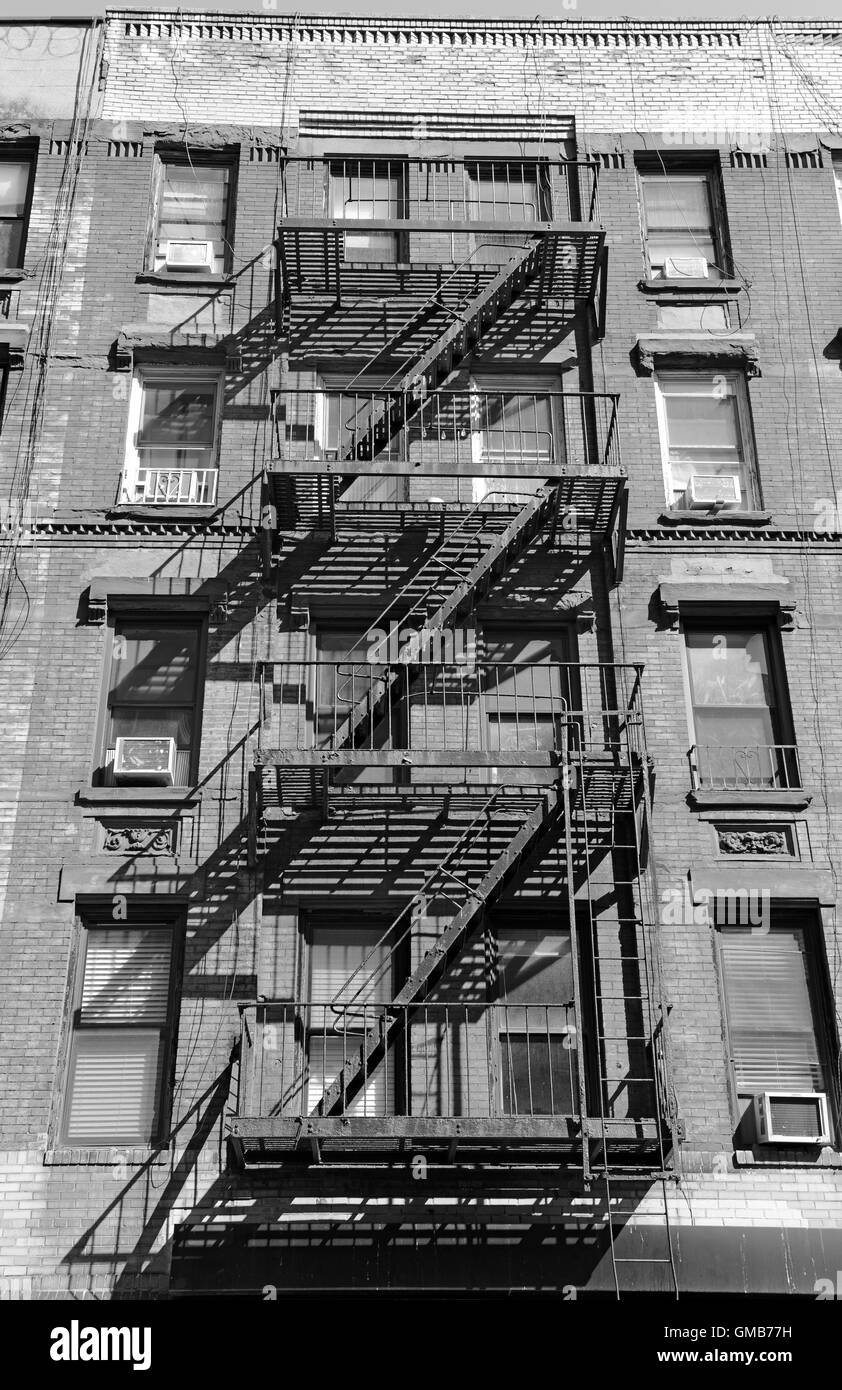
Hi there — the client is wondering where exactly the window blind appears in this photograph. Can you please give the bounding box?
[720,924,826,1091]
[64,929,173,1144]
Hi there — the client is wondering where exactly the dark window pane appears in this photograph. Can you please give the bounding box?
[109,626,199,705]
[0,221,23,268]
[497,929,574,1005]
[139,383,216,448]
[500,1034,575,1114]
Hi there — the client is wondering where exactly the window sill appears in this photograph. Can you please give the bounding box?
[44,1146,173,1167]
[108,504,218,522]
[638,277,743,296]
[135,271,235,289]
[76,786,202,806]
[733,1146,842,1169]
[689,788,812,810]
[659,509,771,527]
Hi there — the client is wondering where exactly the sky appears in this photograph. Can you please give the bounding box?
[0,1,837,22]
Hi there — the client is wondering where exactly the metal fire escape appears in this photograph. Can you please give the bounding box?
[234,154,678,1185]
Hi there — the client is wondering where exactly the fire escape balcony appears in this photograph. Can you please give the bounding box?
[267,388,625,534]
[275,156,604,312]
[230,1000,667,1163]
[253,660,649,811]
[240,661,679,1170]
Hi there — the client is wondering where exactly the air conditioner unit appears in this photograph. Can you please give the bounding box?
[753,1091,830,1145]
[113,736,177,786]
[663,254,709,279]
[683,474,742,509]
[164,239,214,271]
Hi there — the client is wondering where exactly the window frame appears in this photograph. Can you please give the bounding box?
[654,369,758,510]
[491,919,579,1118]
[679,615,797,789]
[0,146,36,271]
[122,366,224,507]
[94,608,207,789]
[832,151,842,228]
[325,157,409,263]
[147,146,238,276]
[637,158,730,280]
[301,912,408,1117]
[59,909,184,1149]
[715,907,838,1143]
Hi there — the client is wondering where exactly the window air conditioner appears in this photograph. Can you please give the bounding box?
[114,736,177,786]
[753,1091,830,1145]
[164,239,214,271]
[663,254,709,279]
[683,474,742,509]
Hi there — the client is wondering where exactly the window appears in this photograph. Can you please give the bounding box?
[639,165,727,279]
[655,372,756,509]
[684,623,798,789]
[465,161,548,223]
[468,372,561,501]
[833,152,842,227]
[151,151,235,275]
[481,627,575,757]
[719,912,834,1137]
[100,617,203,786]
[314,373,407,503]
[62,921,179,1145]
[306,925,397,1116]
[122,370,222,505]
[312,626,394,785]
[495,925,577,1115]
[328,160,406,262]
[0,153,34,269]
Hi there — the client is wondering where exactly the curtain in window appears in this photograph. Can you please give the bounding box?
[642,173,718,275]
[685,628,778,785]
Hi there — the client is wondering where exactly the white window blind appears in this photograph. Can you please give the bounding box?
[64,929,173,1144]
[720,924,826,1091]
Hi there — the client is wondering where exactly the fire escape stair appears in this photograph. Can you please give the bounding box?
[345,237,547,468]
[312,787,563,1118]
[329,484,558,755]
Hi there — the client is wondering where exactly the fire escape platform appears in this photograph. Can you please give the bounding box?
[229,1115,667,1166]
[277,221,604,304]
[266,473,625,535]
[254,753,643,814]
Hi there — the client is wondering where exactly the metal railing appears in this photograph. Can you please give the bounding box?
[258,660,645,759]
[689,743,802,791]
[272,389,621,474]
[279,156,598,225]
[237,1002,579,1121]
[120,467,219,506]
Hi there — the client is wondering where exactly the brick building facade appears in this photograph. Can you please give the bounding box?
[2,13,842,1298]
